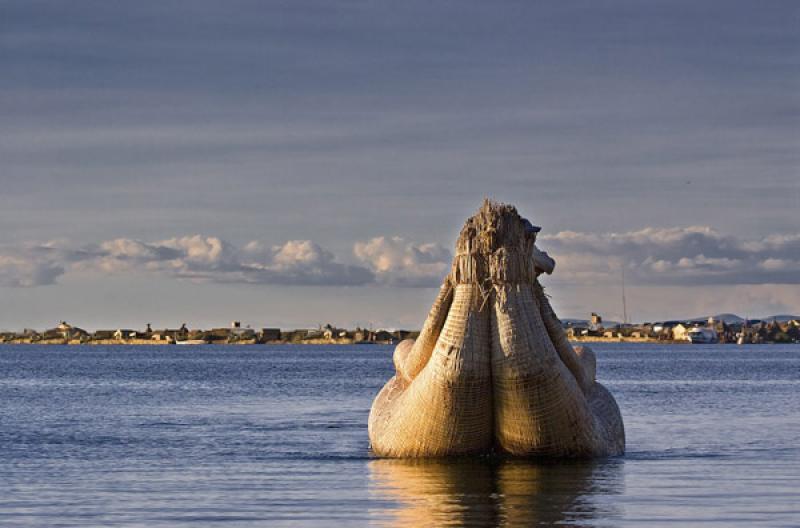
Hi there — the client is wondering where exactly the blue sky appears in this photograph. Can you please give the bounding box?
[1,1,798,330]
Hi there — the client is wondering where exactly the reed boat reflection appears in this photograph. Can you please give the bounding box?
[369,457,623,527]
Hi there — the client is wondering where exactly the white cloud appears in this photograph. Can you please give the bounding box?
[0,254,65,287]
[0,236,373,287]
[539,226,800,286]
[245,240,375,286]
[353,236,451,287]
[160,236,232,268]
[758,258,800,272]
[4,226,800,291]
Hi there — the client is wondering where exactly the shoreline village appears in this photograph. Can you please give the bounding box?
[3,314,798,346]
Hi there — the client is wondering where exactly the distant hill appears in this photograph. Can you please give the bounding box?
[761,314,800,322]
[562,313,798,326]
[561,319,589,325]
[684,313,744,324]
[561,318,621,326]
[709,313,745,324]
[682,313,798,324]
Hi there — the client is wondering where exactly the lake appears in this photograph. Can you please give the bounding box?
[1,343,798,527]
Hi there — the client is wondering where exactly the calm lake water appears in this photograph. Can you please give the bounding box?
[1,343,798,527]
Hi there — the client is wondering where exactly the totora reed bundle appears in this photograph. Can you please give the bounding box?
[368,200,625,457]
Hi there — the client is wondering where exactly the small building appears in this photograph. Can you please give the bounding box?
[187,329,206,341]
[61,321,88,339]
[586,313,604,335]
[372,330,395,344]
[280,330,303,343]
[154,324,189,341]
[150,332,173,342]
[114,329,138,340]
[42,321,89,341]
[13,328,39,341]
[653,321,682,339]
[227,321,256,340]
[259,328,281,342]
[93,330,116,340]
[671,323,690,341]
[393,330,416,342]
[305,329,324,340]
[205,328,232,342]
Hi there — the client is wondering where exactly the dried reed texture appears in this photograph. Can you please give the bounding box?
[394,278,453,383]
[368,200,624,457]
[491,283,597,456]
[368,283,493,457]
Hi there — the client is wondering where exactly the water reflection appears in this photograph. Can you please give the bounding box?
[369,457,623,527]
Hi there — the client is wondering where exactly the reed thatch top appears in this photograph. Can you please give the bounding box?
[451,199,547,286]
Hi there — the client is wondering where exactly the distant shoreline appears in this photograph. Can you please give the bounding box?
[4,316,798,346]
[0,337,773,346]
[570,336,691,344]
[0,338,385,346]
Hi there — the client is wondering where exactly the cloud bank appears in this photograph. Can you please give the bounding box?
[539,227,800,286]
[0,237,375,288]
[353,236,451,287]
[2,227,800,289]
[0,253,65,287]
[0,235,453,289]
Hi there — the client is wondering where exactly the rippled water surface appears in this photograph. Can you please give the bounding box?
[1,343,799,527]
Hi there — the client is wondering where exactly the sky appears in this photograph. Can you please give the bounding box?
[1,1,798,330]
